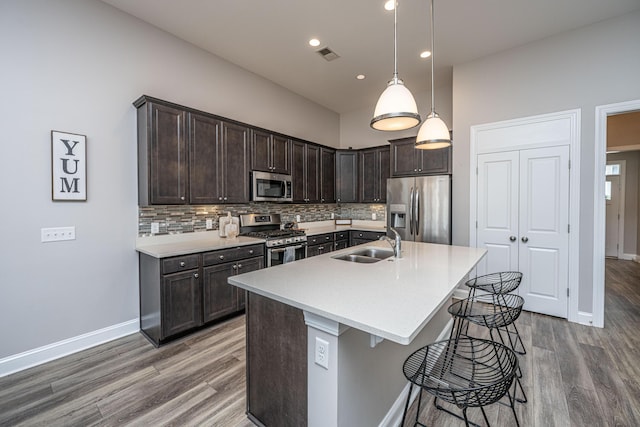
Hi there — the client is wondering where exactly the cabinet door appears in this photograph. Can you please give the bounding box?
[148,102,188,204]
[189,113,221,204]
[250,129,272,173]
[305,144,320,203]
[390,138,419,177]
[320,148,335,203]
[235,257,264,310]
[202,263,238,323]
[221,121,251,203]
[271,135,291,174]
[292,140,306,202]
[419,146,451,175]
[336,151,358,203]
[161,270,202,338]
[359,149,377,202]
[377,147,390,203]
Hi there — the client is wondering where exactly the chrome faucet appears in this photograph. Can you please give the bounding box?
[380,227,402,258]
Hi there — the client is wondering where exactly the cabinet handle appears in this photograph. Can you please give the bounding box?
[219,255,224,260]
[219,197,223,201]
[180,196,185,201]
[233,264,238,270]
[509,236,516,242]
[238,263,243,269]
[194,273,199,278]
[249,250,254,254]
[521,236,529,243]
[223,197,228,201]
[180,261,186,267]
[337,198,341,202]
[359,233,363,237]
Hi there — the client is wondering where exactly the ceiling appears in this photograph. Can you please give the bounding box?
[101,0,640,114]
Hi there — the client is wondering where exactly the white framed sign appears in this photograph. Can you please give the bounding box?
[51,130,87,201]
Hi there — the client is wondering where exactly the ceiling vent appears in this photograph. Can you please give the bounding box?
[317,47,340,62]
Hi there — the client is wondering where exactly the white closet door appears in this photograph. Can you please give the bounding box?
[518,146,569,317]
[476,151,519,277]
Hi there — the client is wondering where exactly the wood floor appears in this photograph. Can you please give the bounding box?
[1,259,639,426]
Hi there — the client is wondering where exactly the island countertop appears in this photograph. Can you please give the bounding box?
[229,241,486,345]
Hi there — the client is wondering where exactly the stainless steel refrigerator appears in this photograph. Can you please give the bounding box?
[386,175,451,244]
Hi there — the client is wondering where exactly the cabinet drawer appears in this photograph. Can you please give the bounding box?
[349,230,385,241]
[307,233,333,246]
[307,243,333,257]
[162,254,200,274]
[334,231,348,241]
[202,244,264,266]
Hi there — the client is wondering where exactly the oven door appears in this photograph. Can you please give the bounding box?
[252,171,292,202]
[267,243,307,267]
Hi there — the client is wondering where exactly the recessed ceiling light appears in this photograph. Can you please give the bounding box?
[420,51,432,58]
[356,74,366,80]
[384,0,395,11]
[309,38,320,47]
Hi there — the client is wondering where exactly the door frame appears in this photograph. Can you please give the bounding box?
[594,99,640,328]
[605,160,626,259]
[470,109,581,323]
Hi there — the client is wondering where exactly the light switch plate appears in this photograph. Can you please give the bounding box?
[41,226,75,242]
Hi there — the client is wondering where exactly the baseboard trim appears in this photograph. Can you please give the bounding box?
[0,319,139,378]
[577,311,598,328]
[379,319,454,427]
[621,253,636,261]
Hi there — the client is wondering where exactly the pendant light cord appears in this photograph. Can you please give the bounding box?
[430,0,435,113]
[393,1,398,82]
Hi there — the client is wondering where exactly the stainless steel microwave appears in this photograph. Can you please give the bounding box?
[251,171,293,202]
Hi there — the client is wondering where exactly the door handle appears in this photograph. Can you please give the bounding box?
[409,187,414,235]
[509,236,517,242]
[521,236,529,243]
[414,188,420,235]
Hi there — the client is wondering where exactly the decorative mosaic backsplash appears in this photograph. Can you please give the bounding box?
[138,203,386,236]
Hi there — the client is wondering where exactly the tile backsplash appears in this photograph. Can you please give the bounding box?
[138,203,386,236]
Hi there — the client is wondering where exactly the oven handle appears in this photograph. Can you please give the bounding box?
[270,244,305,253]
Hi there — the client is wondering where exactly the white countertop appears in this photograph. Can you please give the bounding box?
[228,241,487,345]
[136,232,264,258]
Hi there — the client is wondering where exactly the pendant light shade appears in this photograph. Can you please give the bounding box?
[416,0,451,149]
[371,1,421,132]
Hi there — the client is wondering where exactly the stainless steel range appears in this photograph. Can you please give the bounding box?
[239,213,307,267]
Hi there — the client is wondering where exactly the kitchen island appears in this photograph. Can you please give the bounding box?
[229,241,486,427]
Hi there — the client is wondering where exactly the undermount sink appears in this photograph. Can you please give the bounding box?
[331,248,395,264]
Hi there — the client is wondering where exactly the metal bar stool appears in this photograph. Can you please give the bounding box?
[465,272,526,355]
[448,293,527,404]
[401,336,520,427]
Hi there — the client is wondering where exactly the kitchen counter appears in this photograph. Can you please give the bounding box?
[229,240,486,427]
[230,240,485,345]
[135,232,264,258]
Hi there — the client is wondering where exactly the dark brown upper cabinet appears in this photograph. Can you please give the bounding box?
[390,137,451,177]
[251,130,291,175]
[189,113,221,204]
[219,121,251,203]
[137,99,188,205]
[320,147,336,203]
[292,140,320,203]
[335,151,358,203]
[358,146,390,203]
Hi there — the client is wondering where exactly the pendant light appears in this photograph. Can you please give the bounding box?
[371,1,421,132]
[416,0,451,149]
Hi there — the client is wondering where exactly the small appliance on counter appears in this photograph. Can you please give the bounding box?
[219,212,239,238]
[239,213,307,267]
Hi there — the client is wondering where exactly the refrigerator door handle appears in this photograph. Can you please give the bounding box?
[409,186,415,235]
[414,187,420,236]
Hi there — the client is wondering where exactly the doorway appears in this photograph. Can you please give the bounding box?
[605,161,625,258]
[594,100,640,328]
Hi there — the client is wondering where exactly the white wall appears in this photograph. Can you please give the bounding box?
[339,85,453,149]
[452,11,640,313]
[0,0,338,362]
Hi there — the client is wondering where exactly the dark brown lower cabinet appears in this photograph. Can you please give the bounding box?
[349,230,386,247]
[247,292,307,427]
[203,256,263,323]
[161,269,203,339]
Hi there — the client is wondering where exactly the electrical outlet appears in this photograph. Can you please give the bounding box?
[205,219,213,230]
[372,213,377,220]
[41,226,75,243]
[315,337,329,369]
[330,213,334,219]
[151,222,159,234]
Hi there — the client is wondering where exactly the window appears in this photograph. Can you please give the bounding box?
[605,164,620,176]
[605,181,612,201]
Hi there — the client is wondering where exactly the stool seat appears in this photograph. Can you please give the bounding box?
[448,294,524,330]
[465,271,522,295]
[401,337,519,427]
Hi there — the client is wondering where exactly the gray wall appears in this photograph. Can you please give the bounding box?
[0,0,338,359]
[607,151,640,256]
[452,11,640,313]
